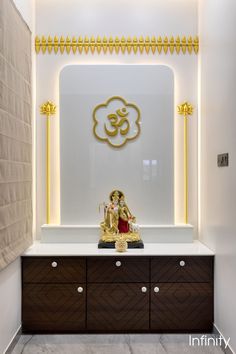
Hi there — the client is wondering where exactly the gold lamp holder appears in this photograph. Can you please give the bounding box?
[40,101,56,224]
[177,102,194,224]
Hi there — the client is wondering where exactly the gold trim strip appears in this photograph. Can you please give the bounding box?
[40,101,57,224]
[177,102,194,224]
[184,114,188,224]
[46,116,51,224]
[35,36,199,55]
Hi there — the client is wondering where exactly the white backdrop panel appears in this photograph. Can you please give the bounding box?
[60,65,174,225]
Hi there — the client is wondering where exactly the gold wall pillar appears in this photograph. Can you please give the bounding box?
[177,102,194,224]
[40,101,56,224]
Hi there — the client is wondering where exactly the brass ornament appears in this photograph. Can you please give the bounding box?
[93,96,141,148]
[115,236,128,252]
[35,35,199,55]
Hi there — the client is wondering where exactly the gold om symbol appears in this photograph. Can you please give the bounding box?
[104,108,130,137]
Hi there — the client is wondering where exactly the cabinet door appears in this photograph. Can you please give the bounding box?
[151,283,213,332]
[22,284,86,333]
[87,283,149,331]
[22,257,86,283]
[87,257,149,283]
[151,256,213,283]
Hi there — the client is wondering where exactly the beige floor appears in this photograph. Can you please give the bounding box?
[9,334,226,354]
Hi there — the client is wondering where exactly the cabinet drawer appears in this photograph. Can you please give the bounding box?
[151,282,213,332]
[151,256,213,283]
[87,257,149,283]
[87,283,149,331]
[22,283,86,333]
[22,257,86,283]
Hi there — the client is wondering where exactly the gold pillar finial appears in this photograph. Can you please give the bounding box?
[177,102,194,224]
[177,102,194,117]
[40,101,56,224]
[40,101,56,117]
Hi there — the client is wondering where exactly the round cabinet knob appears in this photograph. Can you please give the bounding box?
[180,260,186,267]
[141,286,147,293]
[154,287,160,293]
[77,287,83,293]
[116,261,122,267]
[51,261,57,268]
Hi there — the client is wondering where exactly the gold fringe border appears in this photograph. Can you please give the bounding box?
[35,35,199,55]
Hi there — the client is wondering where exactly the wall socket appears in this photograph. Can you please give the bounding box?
[217,153,229,167]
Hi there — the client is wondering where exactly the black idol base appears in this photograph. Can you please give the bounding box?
[98,240,144,249]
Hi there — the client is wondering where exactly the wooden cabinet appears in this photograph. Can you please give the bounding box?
[87,257,150,331]
[150,256,213,332]
[22,257,86,333]
[87,257,149,283]
[23,283,86,333]
[150,283,213,332]
[87,283,149,331]
[151,256,213,283]
[22,257,86,283]
[22,255,214,333]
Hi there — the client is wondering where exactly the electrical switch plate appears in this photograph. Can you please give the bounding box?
[217,153,229,167]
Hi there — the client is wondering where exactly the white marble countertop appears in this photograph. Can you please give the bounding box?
[23,240,214,256]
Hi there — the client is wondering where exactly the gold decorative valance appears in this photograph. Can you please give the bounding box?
[35,35,199,55]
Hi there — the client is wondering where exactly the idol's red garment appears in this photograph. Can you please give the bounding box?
[118,218,129,233]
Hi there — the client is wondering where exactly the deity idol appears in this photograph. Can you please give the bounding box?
[99,190,142,247]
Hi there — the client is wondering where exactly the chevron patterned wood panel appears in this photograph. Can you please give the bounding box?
[87,257,149,283]
[22,283,86,332]
[150,282,213,331]
[87,283,149,331]
[151,256,213,283]
[23,257,86,283]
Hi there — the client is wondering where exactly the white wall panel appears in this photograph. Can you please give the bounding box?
[60,65,174,225]
[199,0,236,352]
